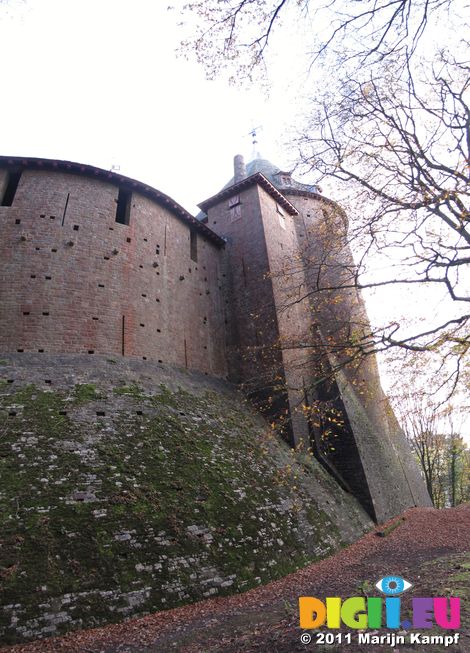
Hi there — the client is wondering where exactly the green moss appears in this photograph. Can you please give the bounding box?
[73,383,103,403]
[406,553,470,651]
[376,517,405,537]
[0,379,363,643]
[113,384,145,398]
[448,570,470,582]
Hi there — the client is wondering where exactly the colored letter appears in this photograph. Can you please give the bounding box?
[412,598,434,628]
[367,597,382,629]
[434,598,460,629]
[326,597,341,628]
[341,597,367,629]
[385,597,401,628]
[299,598,326,629]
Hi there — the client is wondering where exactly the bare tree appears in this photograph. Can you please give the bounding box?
[178,1,455,81]
[292,51,469,395]
[395,391,470,506]
[446,417,469,506]
[399,395,447,506]
[459,447,470,504]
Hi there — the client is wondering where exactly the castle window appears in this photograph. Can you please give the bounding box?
[1,171,22,207]
[230,204,241,223]
[115,188,131,225]
[228,194,240,208]
[190,230,198,262]
[276,203,286,229]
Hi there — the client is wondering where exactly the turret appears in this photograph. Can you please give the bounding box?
[199,154,432,521]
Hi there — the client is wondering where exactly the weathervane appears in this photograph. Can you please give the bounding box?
[246,125,263,160]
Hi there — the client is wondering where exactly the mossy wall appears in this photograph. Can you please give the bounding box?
[0,354,372,643]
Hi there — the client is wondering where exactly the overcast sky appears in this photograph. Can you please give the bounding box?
[0,0,312,213]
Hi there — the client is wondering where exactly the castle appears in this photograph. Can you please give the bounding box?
[0,154,431,523]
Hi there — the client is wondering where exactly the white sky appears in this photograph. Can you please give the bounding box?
[0,0,309,213]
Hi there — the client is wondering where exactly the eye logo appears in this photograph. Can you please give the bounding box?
[376,575,412,596]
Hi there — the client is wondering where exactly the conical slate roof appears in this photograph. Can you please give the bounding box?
[245,158,281,182]
[197,157,320,220]
[227,157,319,194]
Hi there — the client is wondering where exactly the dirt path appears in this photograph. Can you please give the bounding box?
[2,505,469,653]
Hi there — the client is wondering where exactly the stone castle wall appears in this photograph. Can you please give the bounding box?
[204,183,285,387]
[0,353,373,643]
[283,191,432,519]
[0,155,432,643]
[0,155,432,525]
[0,162,227,377]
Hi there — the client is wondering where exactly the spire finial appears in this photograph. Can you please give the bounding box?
[246,125,263,160]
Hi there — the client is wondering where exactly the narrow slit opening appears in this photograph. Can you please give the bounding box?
[1,171,22,207]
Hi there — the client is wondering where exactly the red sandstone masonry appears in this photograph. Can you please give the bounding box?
[204,184,285,389]
[0,168,227,377]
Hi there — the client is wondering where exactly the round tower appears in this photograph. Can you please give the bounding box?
[279,174,433,520]
[199,155,432,521]
[0,156,227,377]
